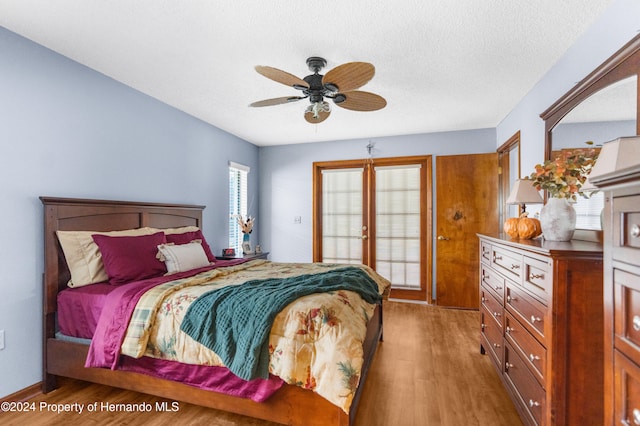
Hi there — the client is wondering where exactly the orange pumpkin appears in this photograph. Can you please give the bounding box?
[503,212,542,239]
[503,216,520,239]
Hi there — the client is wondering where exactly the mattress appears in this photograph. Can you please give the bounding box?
[57,282,115,339]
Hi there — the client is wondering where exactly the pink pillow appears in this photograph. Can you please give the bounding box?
[92,232,167,285]
[166,230,216,262]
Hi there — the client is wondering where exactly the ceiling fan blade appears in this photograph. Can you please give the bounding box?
[249,96,305,107]
[322,62,375,92]
[255,66,309,89]
[334,91,387,111]
[304,109,331,124]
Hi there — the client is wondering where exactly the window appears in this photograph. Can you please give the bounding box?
[575,191,604,230]
[229,162,249,254]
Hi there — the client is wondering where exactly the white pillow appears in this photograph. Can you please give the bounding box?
[157,241,210,274]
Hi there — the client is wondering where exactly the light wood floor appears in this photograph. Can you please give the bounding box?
[2,301,522,425]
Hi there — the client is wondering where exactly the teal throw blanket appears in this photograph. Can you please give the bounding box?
[179,267,382,381]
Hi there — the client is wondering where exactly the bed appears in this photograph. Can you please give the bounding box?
[41,196,387,426]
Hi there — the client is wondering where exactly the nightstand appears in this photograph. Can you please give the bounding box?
[217,252,269,261]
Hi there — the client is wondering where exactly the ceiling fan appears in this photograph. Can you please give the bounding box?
[249,57,386,123]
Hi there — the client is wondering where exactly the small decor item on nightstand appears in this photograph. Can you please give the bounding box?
[530,147,598,241]
[255,244,262,254]
[222,248,236,257]
[237,215,255,254]
[242,235,252,255]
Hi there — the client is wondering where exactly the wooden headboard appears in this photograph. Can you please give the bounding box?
[40,197,205,340]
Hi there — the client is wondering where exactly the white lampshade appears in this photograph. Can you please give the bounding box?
[589,136,640,183]
[506,178,544,205]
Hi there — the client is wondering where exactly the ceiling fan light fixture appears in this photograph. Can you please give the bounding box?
[305,101,331,119]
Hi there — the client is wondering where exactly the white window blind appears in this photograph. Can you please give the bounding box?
[229,162,249,254]
[321,168,364,264]
[574,191,604,230]
[374,164,421,290]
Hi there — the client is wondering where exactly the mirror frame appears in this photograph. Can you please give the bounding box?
[540,33,640,241]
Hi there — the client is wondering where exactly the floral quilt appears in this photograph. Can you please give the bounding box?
[117,260,390,413]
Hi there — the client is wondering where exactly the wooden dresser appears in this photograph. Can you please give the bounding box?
[594,165,640,425]
[477,234,603,425]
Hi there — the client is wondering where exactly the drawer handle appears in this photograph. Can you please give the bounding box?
[529,353,540,363]
[493,311,501,318]
[511,264,520,270]
[505,326,514,334]
[494,255,503,261]
[530,273,544,280]
[633,408,640,425]
[531,315,542,323]
[481,323,486,330]
[529,399,540,408]
[631,224,640,239]
[633,316,640,332]
[505,362,513,371]
[481,296,485,303]
[494,285,503,291]
[493,343,501,349]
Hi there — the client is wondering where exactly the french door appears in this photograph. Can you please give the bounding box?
[312,156,432,302]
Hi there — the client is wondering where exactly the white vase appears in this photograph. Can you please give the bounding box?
[540,197,576,241]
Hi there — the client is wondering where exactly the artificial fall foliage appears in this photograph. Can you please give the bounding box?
[529,148,599,200]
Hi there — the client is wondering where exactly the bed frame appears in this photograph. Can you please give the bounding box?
[41,196,383,426]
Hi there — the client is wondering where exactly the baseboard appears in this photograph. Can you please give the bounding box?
[0,382,42,402]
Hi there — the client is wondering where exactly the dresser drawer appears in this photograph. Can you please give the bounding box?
[481,240,492,265]
[523,255,552,305]
[504,342,545,426]
[481,305,504,368]
[505,311,546,387]
[614,349,640,426]
[506,283,547,345]
[482,264,505,303]
[613,194,640,265]
[614,268,640,365]
[492,246,523,281]
[481,286,503,328]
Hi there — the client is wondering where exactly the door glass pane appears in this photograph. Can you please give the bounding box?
[375,165,421,290]
[322,168,363,264]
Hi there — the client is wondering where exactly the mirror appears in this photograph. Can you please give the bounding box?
[542,33,640,241]
[551,76,637,230]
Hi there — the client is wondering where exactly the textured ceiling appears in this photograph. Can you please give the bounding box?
[0,0,613,146]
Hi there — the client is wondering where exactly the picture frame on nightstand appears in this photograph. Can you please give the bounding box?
[242,241,252,255]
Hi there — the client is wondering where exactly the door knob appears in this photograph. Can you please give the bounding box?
[361,235,368,240]
[437,235,450,240]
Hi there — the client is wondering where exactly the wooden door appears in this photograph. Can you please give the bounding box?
[435,153,499,308]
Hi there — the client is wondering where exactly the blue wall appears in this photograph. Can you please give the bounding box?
[0,27,259,397]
